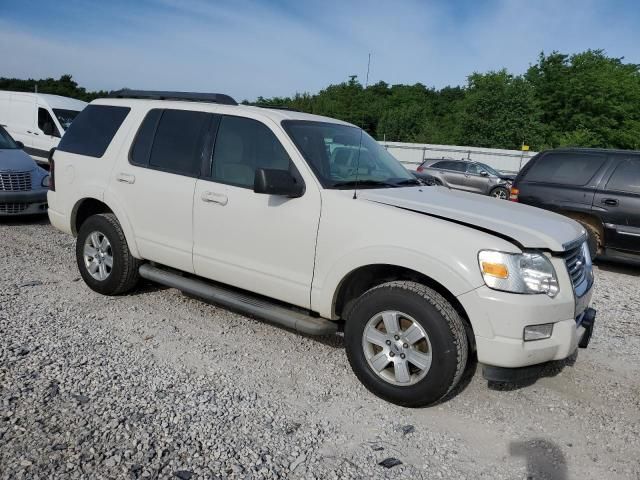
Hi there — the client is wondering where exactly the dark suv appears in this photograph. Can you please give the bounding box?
[511,148,640,262]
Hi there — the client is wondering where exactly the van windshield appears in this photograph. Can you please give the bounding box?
[282,120,418,189]
[0,126,19,149]
[53,108,81,130]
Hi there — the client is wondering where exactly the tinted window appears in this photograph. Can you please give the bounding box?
[606,158,640,194]
[58,105,130,158]
[149,109,211,176]
[523,152,606,186]
[434,161,465,172]
[0,126,18,149]
[130,109,162,166]
[212,116,294,188]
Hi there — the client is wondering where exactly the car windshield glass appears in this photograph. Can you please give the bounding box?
[477,163,501,176]
[53,108,81,130]
[282,120,416,189]
[0,126,18,149]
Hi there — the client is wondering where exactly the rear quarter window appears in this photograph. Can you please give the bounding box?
[521,152,606,186]
[57,105,130,158]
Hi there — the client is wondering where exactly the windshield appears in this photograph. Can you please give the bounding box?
[0,126,18,149]
[282,120,417,189]
[53,108,81,130]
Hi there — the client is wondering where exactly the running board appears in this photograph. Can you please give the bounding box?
[138,264,337,336]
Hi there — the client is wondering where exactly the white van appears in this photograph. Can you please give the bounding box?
[0,91,87,163]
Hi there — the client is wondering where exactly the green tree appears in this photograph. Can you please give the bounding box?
[457,70,544,149]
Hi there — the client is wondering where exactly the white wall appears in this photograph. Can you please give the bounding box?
[380,141,537,173]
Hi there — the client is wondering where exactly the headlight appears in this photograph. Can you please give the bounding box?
[42,175,50,187]
[478,250,559,297]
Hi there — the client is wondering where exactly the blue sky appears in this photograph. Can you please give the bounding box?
[1,0,639,101]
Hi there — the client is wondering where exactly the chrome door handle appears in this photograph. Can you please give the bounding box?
[116,173,135,184]
[201,191,228,206]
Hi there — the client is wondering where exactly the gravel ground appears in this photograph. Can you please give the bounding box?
[1,216,639,480]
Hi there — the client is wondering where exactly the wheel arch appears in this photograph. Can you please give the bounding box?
[71,197,141,258]
[332,263,474,343]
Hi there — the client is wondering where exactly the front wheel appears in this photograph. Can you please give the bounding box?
[490,186,509,200]
[344,281,468,407]
[76,213,140,295]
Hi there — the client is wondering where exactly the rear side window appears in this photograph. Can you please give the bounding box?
[149,109,211,176]
[57,105,130,158]
[605,158,640,194]
[523,152,606,186]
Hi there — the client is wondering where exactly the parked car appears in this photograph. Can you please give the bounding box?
[0,91,87,164]
[48,90,596,407]
[511,147,640,263]
[0,125,49,216]
[415,159,514,199]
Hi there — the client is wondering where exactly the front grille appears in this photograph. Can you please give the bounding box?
[0,203,30,214]
[564,244,587,288]
[0,171,32,191]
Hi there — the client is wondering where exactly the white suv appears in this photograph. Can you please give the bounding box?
[48,90,596,407]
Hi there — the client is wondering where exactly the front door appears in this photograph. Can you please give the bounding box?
[193,114,321,309]
[593,156,640,253]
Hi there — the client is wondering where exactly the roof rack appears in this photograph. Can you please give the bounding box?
[256,104,300,112]
[108,89,238,106]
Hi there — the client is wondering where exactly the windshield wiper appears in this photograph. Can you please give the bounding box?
[393,178,421,186]
[331,180,398,189]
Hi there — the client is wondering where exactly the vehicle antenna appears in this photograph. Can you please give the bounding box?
[353,53,371,200]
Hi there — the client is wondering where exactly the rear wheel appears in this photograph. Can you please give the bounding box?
[490,186,509,200]
[344,281,468,407]
[76,213,140,295]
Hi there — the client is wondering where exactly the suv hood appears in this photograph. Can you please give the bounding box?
[360,187,584,252]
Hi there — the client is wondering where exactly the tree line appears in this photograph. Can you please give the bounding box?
[2,50,639,151]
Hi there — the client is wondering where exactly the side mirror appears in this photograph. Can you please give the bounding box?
[254,168,304,198]
[480,170,489,176]
[15,141,24,149]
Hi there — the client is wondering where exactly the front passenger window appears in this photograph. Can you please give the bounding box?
[212,116,295,188]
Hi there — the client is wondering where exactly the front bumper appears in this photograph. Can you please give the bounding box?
[458,282,594,369]
[0,189,48,216]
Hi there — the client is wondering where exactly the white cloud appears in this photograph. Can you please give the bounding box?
[1,0,638,100]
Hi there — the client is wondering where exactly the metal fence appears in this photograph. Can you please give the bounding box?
[379,141,537,173]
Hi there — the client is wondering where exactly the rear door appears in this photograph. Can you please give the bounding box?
[432,161,468,190]
[110,108,214,273]
[593,156,640,253]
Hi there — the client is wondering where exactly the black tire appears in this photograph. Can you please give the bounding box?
[577,221,602,259]
[344,281,468,407]
[76,213,140,295]
[490,186,509,200]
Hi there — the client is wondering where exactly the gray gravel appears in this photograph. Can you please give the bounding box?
[1,216,639,479]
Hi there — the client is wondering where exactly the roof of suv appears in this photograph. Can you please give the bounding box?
[539,147,640,155]
[92,97,355,127]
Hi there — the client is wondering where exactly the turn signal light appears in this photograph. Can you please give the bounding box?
[509,187,519,202]
[480,261,509,279]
